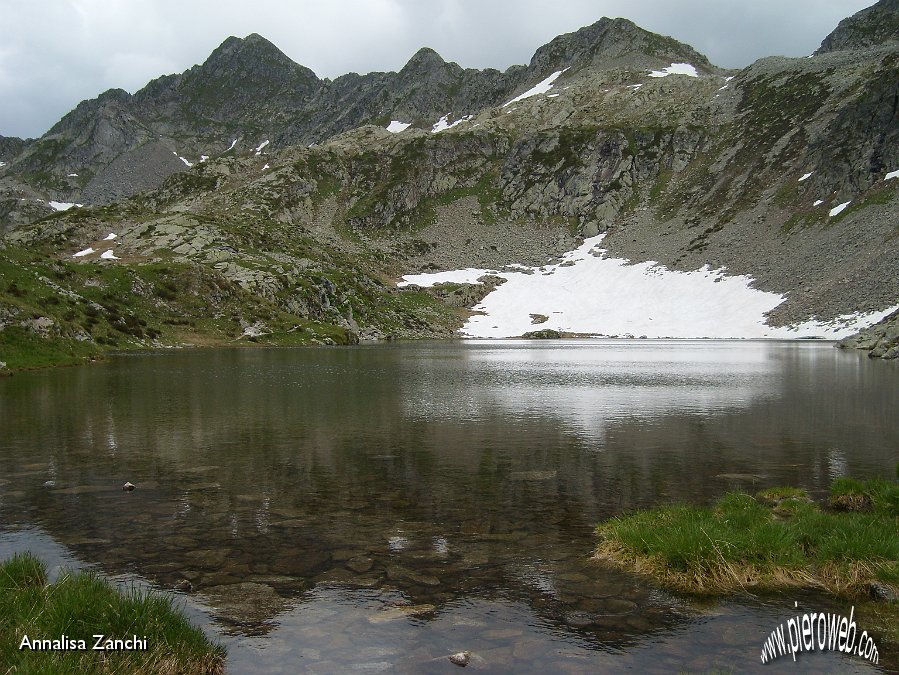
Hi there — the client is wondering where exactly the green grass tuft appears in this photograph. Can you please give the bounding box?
[0,554,225,674]
[596,478,899,597]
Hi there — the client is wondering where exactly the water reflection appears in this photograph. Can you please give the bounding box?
[0,341,896,672]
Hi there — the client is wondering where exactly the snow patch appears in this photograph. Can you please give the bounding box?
[885,169,899,181]
[0,162,6,167]
[398,235,894,339]
[227,139,238,151]
[262,163,270,171]
[200,155,209,163]
[503,69,567,106]
[254,140,270,155]
[648,63,698,78]
[431,114,473,133]
[48,201,81,211]
[399,268,500,287]
[813,199,823,206]
[103,233,117,241]
[724,76,734,83]
[798,172,813,182]
[100,250,119,260]
[178,156,193,167]
[829,201,851,217]
[68,173,78,177]
[386,120,411,133]
[627,84,643,91]
[72,247,94,258]
[546,93,560,98]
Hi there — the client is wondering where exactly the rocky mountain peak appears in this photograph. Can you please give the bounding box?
[400,47,449,74]
[528,16,711,76]
[816,0,899,53]
[199,33,317,82]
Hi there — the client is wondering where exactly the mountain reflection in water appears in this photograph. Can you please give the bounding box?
[0,341,895,673]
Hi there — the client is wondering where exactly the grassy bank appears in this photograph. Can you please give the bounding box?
[596,478,899,638]
[0,553,225,674]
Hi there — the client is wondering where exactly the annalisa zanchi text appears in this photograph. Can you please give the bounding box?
[760,606,878,664]
[19,634,148,651]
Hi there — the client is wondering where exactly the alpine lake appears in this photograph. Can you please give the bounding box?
[1,340,896,673]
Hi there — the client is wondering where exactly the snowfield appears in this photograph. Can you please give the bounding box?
[49,201,81,211]
[431,114,472,133]
[387,120,411,133]
[399,235,896,339]
[503,69,567,106]
[648,63,698,78]
[829,201,851,217]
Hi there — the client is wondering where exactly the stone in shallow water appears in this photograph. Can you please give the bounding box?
[184,548,231,568]
[197,571,243,588]
[385,564,440,586]
[563,611,596,627]
[448,651,470,667]
[512,639,544,660]
[367,604,436,624]
[595,598,638,615]
[331,548,367,562]
[315,568,360,585]
[484,628,523,640]
[346,555,374,573]
[270,548,331,575]
[202,581,287,625]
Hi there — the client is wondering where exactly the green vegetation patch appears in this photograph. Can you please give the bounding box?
[0,325,101,370]
[0,552,225,674]
[596,478,899,598]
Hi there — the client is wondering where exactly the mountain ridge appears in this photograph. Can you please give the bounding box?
[0,16,716,218]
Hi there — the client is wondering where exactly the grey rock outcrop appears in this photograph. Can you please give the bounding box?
[816,0,899,54]
[839,310,899,359]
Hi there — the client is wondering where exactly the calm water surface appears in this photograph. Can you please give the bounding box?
[1,340,897,673]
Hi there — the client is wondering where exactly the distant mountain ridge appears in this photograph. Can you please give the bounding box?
[0,16,714,218]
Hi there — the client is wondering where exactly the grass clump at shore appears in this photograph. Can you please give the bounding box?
[595,478,899,598]
[0,552,225,674]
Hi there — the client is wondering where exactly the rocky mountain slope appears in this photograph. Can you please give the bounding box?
[1,1,897,370]
[816,0,899,53]
[0,17,708,222]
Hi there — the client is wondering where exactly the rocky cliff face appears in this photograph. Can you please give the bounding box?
[1,4,897,367]
[816,0,899,54]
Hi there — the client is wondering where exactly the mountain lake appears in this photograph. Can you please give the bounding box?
[0,340,896,673]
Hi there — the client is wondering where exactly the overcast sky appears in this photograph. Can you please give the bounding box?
[0,0,873,139]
